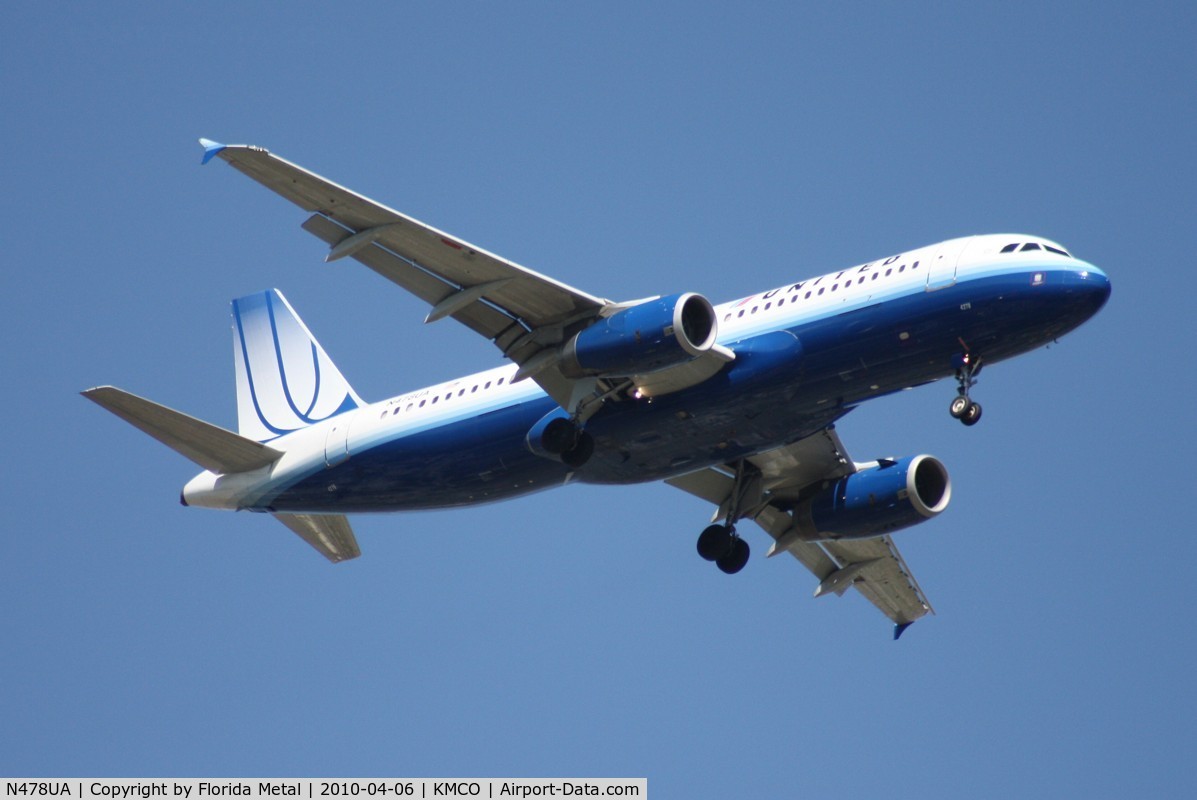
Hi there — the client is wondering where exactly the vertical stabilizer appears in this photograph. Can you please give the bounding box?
[232,289,363,442]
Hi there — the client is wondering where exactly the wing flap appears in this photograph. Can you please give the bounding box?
[82,386,282,474]
[274,513,361,563]
[822,537,933,625]
[301,214,516,341]
[747,427,854,496]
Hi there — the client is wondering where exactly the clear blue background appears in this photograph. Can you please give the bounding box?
[3,2,1194,796]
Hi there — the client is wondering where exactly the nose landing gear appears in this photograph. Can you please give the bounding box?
[949,350,983,426]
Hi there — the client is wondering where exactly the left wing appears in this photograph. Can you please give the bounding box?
[200,139,730,412]
[666,427,934,638]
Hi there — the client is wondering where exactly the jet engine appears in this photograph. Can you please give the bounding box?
[560,292,718,378]
[804,455,951,541]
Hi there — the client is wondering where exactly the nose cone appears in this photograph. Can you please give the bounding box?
[1077,264,1112,314]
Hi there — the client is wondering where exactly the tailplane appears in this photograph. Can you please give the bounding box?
[81,386,282,474]
[232,289,363,442]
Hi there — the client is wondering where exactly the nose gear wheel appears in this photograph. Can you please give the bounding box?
[950,349,984,426]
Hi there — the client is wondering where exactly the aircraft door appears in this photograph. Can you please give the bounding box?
[324,411,355,467]
[925,238,968,291]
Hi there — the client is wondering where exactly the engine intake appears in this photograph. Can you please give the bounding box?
[560,292,718,378]
[805,455,951,541]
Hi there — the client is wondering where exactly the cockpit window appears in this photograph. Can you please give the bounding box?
[1002,241,1071,257]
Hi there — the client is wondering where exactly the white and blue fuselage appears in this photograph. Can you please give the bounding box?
[182,233,1109,515]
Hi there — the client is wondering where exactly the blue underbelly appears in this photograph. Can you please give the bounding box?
[265,269,1106,512]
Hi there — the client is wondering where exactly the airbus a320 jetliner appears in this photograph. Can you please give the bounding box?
[83,139,1111,637]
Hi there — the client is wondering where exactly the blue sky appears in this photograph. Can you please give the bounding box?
[3,1,1194,795]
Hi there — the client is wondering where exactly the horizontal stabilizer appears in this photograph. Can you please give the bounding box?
[82,386,282,474]
[274,513,361,563]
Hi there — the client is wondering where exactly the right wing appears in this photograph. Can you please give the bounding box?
[666,427,934,637]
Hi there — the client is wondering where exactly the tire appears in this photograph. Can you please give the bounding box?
[697,524,733,561]
[716,537,750,574]
[961,401,983,426]
[949,395,970,419]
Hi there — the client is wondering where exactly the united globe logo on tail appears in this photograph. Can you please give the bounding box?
[231,289,362,443]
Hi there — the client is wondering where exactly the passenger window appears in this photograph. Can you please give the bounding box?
[485,381,492,389]
[871,273,878,281]
[498,378,505,385]
[805,291,812,299]
[419,400,426,408]
[899,265,905,272]
[885,269,892,276]
[818,288,825,296]
[737,309,745,318]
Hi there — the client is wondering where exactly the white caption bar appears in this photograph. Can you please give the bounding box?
[1,780,646,800]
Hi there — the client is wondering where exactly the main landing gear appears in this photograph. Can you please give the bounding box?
[697,523,751,574]
[694,460,761,575]
[949,350,984,426]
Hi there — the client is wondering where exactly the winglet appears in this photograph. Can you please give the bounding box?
[199,137,226,165]
[893,621,914,640]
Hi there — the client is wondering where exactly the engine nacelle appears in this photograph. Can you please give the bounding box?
[805,455,951,541]
[560,292,718,378]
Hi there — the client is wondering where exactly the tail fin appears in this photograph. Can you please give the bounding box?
[232,289,363,443]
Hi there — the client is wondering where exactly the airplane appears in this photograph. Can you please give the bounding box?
[82,138,1111,638]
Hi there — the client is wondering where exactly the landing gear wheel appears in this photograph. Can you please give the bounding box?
[716,537,750,575]
[950,347,984,426]
[697,524,733,561]
[949,395,970,419]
